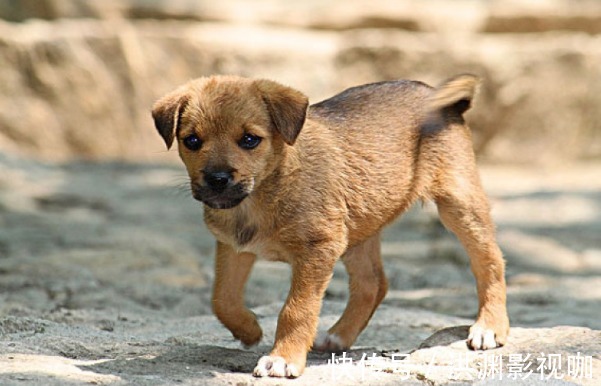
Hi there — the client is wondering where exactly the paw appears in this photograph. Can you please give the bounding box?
[252,355,301,378]
[313,332,346,352]
[236,325,262,348]
[241,338,261,350]
[227,311,263,348]
[467,324,505,350]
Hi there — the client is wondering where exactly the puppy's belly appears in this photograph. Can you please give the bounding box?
[237,240,290,263]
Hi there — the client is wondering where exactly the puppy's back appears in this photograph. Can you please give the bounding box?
[309,80,432,128]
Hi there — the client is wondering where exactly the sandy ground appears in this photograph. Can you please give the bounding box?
[0,153,600,385]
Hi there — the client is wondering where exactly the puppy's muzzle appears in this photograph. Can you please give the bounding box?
[204,171,233,193]
[191,170,250,209]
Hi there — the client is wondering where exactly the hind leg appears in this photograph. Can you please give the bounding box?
[435,173,509,350]
[313,233,388,352]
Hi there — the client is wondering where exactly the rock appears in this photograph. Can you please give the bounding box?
[404,325,601,385]
[4,1,601,35]
[0,0,123,22]
[0,9,601,163]
[0,19,339,162]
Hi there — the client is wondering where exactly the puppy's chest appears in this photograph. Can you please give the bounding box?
[205,210,288,262]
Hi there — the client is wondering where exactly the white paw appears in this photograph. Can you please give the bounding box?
[252,355,300,378]
[467,325,499,350]
[313,332,345,352]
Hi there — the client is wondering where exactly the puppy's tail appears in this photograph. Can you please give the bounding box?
[426,74,480,115]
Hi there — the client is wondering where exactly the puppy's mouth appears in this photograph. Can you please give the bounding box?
[191,183,250,209]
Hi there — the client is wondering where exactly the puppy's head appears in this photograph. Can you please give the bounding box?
[152,76,308,209]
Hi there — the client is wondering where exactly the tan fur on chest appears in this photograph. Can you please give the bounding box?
[204,199,289,262]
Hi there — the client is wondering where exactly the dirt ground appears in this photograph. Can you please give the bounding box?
[0,153,600,385]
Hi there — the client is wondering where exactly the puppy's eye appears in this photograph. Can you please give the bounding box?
[238,134,262,150]
[183,134,202,151]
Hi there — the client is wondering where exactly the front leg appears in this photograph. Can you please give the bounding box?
[253,249,339,378]
[212,241,262,347]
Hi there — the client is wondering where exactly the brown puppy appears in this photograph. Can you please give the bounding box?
[152,74,509,378]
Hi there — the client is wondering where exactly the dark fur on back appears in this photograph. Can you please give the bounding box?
[310,80,432,123]
[310,76,477,137]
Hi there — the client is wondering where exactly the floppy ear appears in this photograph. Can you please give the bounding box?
[151,88,189,149]
[255,79,308,145]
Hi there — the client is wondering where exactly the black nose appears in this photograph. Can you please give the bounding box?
[204,171,232,192]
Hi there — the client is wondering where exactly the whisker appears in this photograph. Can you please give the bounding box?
[167,175,190,185]
[170,181,192,198]
[156,173,193,198]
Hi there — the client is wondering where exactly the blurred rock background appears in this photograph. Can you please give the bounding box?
[1,0,601,163]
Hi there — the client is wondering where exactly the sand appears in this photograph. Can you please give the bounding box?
[1,153,600,385]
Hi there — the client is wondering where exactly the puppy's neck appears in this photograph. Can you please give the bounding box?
[250,140,302,198]
[275,142,302,176]
[202,141,301,249]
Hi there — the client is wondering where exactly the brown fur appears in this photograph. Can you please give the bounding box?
[152,74,509,378]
